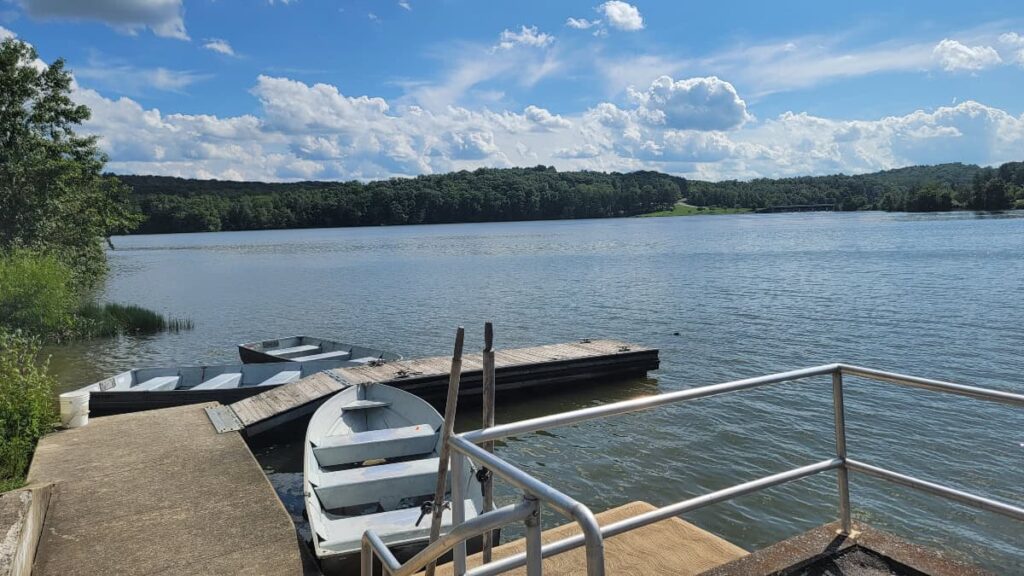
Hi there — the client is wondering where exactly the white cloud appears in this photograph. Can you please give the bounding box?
[398,0,412,10]
[933,39,1002,71]
[203,38,236,57]
[496,26,554,50]
[598,1,643,31]
[999,32,1024,66]
[68,57,1024,182]
[524,105,570,130]
[0,25,14,40]
[628,76,751,131]
[566,18,597,30]
[21,0,188,40]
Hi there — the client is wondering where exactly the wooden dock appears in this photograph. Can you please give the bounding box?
[437,501,747,576]
[26,403,304,576]
[212,339,658,435]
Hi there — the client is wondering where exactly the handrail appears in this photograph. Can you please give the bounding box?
[363,501,537,576]
[465,458,843,576]
[360,363,1024,576]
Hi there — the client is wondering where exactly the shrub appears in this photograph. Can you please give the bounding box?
[0,251,78,339]
[0,330,57,491]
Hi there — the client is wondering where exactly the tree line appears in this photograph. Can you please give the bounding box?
[121,169,686,233]
[686,162,1023,213]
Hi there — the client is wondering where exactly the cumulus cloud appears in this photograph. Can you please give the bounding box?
[628,75,751,131]
[523,105,570,130]
[67,63,1024,182]
[203,38,236,57]
[496,26,554,50]
[0,25,14,40]
[599,1,643,31]
[999,32,1024,66]
[21,0,188,40]
[933,39,1002,71]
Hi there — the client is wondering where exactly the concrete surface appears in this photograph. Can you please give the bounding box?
[27,403,303,576]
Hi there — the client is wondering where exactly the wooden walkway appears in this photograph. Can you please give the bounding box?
[437,501,747,576]
[27,403,304,576]
[218,339,659,435]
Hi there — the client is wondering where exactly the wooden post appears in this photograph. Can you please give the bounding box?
[481,322,496,563]
[425,326,465,576]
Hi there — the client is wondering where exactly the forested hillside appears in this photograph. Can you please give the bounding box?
[687,162,1023,212]
[118,161,1024,234]
[121,168,684,233]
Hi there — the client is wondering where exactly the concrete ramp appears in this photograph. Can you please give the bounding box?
[27,403,303,576]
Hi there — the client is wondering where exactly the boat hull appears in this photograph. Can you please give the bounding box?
[86,386,271,417]
[315,533,494,576]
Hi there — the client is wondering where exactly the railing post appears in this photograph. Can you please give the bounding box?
[832,368,852,534]
[524,494,543,576]
[481,322,496,563]
[452,451,467,574]
[362,536,374,576]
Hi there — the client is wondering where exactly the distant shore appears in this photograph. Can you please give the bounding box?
[639,202,751,217]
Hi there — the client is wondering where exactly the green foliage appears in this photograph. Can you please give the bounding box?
[120,168,686,233]
[0,330,57,489]
[76,302,194,337]
[686,163,987,212]
[0,38,141,288]
[0,250,78,339]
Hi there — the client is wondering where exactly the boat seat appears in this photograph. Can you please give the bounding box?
[349,356,382,364]
[313,424,437,467]
[294,350,352,362]
[313,457,444,511]
[315,498,479,555]
[258,371,301,386]
[190,373,242,390]
[267,344,320,358]
[341,399,390,411]
[133,376,180,391]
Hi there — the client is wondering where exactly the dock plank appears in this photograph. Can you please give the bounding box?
[437,501,746,576]
[28,403,302,576]
[224,339,658,432]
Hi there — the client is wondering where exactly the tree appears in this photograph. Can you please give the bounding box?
[0,38,140,287]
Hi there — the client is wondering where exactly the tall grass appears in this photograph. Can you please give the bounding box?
[0,250,194,340]
[76,302,194,337]
[0,330,57,491]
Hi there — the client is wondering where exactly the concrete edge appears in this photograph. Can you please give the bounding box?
[0,483,54,576]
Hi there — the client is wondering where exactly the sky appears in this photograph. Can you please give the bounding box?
[2,0,1023,182]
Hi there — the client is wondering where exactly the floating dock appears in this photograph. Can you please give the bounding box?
[437,501,747,576]
[210,339,658,435]
[26,403,303,576]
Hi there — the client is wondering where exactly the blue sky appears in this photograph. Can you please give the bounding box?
[2,1,1023,181]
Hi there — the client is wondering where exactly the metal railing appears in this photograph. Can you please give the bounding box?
[362,363,1024,575]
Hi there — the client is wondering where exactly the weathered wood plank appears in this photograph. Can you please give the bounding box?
[436,501,746,576]
[223,340,659,433]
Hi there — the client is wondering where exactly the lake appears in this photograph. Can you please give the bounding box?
[48,211,1024,571]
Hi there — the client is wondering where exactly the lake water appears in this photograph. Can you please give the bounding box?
[48,211,1024,571]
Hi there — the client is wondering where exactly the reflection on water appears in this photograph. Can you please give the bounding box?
[47,211,1024,571]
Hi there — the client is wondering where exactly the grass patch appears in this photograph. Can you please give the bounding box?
[77,302,194,337]
[0,330,57,491]
[639,202,751,217]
